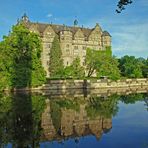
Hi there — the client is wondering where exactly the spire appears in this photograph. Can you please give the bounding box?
[21,13,29,23]
[74,19,78,27]
[95,23,101,28]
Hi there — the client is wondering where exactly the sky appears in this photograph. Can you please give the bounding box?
[0,0,148,58]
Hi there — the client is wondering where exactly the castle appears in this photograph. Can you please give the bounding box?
[21,14,111,77]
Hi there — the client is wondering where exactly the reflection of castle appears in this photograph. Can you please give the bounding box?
[41,100,112,141]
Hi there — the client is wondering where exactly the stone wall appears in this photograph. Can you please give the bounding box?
[40,78,148,90]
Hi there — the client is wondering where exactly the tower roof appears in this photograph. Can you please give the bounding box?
[21,13,29,23]
[102,31,111,37]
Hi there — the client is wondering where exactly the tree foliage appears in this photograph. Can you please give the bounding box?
[85,48,102,77]
[0,23,46,89]
[64,57,85,78]
[85,48,120,80]
[116,0,133,13]
[49,35,64,77]
[141,58,148,78]
[97,56,121,80]
[119,55,144,78]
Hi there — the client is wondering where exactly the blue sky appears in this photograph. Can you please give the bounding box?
[0,0,148,58]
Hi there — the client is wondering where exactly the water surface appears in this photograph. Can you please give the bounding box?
[0,91,148,148]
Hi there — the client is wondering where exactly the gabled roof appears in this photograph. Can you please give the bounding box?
[25,21,111,38]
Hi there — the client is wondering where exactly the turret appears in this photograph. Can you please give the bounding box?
[102,31,111,47]
[74,19,78,27]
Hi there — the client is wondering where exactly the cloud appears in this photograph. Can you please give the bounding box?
[112,22,148,57]
[47,13,53,18]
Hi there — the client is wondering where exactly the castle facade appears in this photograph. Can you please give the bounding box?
[22,14,111,77]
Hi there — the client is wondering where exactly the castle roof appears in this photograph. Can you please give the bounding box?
[102,31,111,37]
[25,21,111,37]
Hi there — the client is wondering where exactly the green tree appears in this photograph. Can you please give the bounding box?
[85,48,120,80]
[49,35,64,77]
[138,58,148,78]
[85,48,101,77]
[97,56,121,80]
[119,55,143,78]
[116,0,133,13]
[64,57,85,78]
[105,46,112,57]
[70,57,85,78]
[0,23,46,89]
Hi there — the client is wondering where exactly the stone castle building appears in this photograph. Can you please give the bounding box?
[21,14,111,77]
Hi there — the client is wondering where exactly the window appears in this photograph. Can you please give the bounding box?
[47,32,52,35]
[66,49,70,54]
[74,46,78,50]
[47,61,49,65]
[66,44,69,48]
[74,52,78,56]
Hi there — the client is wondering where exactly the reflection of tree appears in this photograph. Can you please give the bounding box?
[11,93,33,147]
[32,95,46,144]
[1,92,148,146]
[50,101,62,133]
[0,94,12,147]
[120,94,144,104]
[0,93,45,147]
[86,95,119,119]
[118,93,148,112]
[56,99,80,112]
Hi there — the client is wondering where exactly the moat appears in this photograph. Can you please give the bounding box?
[0,89,148,148]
